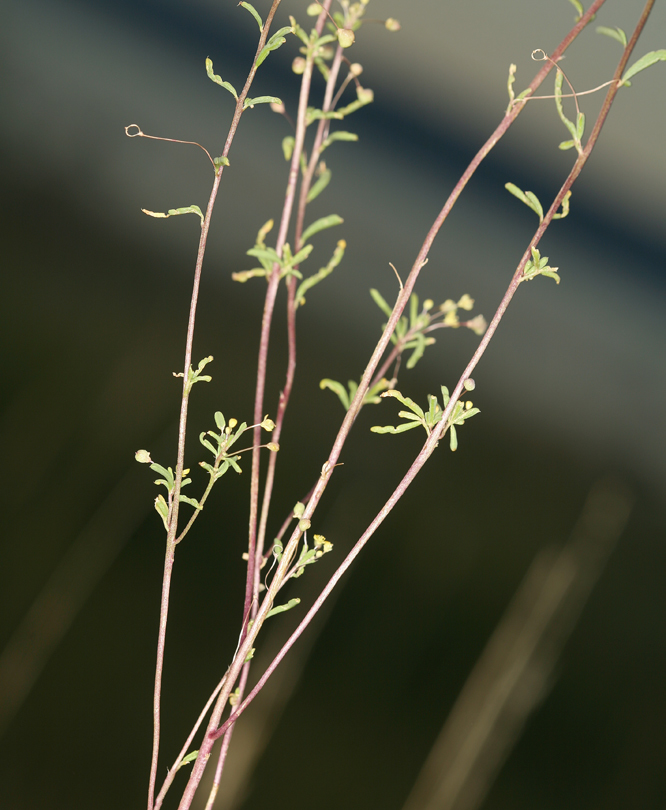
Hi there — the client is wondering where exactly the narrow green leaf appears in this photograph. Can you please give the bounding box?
[290,243,314,266]
[383,390,425,420]
[507,63,516,106]
[179,495,201,510]
[558,139,576,151]
[567,0,583,21]
[524,191,544,222]
[199,436,218,456]
[370,422,420,435]
[505,184,543,222]
[576,111,585,140]
[320,130,359,153]
[552,190,572,219]
[554,70,578,141]
[295,240,346,307]
[406,333,427,370]
[320,378,350,410]
[369,288,394,319]
[505,182,529,206]
[239,2,263,31]
[149,462,173,482]
[205,58,238,100]
[621,50,666,85]
[255,26,293,67]
[244,95,282,110]
[267,598,301,618]
[282,136,295,161]
[154,494,169,530]
[301,214,344,245]
[247,246,280,264]
[306,167,331,203]
[596,26,627,46]
[449,424,458,451]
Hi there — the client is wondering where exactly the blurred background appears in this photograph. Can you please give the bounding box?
[1,1,665,808]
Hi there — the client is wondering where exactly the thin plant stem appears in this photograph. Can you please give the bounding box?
[177,5,335,807]
[165,0,622,804]
[244,0,332,634]
[252,0,609,606]
[203,662,251,810]
[213,0,658,740]
[147,3,284,808]
[153,670,229,810]
[254,28,344,595]
[180,4,608,781]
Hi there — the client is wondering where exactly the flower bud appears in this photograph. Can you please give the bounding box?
[385,18,401,31]
[337,28,355,48]
[292,57,306,74]
[135,449,152,464]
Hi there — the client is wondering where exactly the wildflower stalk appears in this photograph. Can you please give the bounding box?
[208,0,656,747]
[147,3,284,808]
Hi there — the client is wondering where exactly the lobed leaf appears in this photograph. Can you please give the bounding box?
[267,598,301,619]
[205,58,238,100]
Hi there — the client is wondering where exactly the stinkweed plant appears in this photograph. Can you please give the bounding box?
[126,1,665,807]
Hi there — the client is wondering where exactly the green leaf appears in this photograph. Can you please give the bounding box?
[141,206,204,225]
[149,462,173,482]
[554,70,578,144]
[369,288,394,319]
[244,95,282,110]
[255,26,293,68]
[239,1,263,31]
[507,63,516,105]
[567,0,583,21]
[449,424,458,451]
[266,598,301,618]
[282,136,295,161]
[179,494,201,510]
[154,494,169,530]
[370,421,421,435]
[175,751,199,773]
[320,378,351,410]
[295,239,346,307]
[301,214,343,245]
[504,183,543,222]
[383,389,425,421]
[290,243,314,266]
[199,434,218,456]
[320,130,358,153]
[405,332,426,370]
[205,58,238,100]
[306,167,331,203]
[621,50,666,85]
[596,26,627,46]
[575,111,585,140]
[552,190,572,219]
[558,139,576,151]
